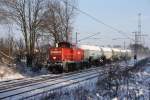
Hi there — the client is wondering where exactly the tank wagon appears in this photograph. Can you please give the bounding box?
[78,45,103,66]
[111,48,122,61]
[48,42,132,73]
[100,47,113,63]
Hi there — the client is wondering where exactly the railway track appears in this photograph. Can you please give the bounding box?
[0,58,149,100]
[0,62,118,87]
[0,65,134,100]
[0,66,103,92]
[0,67,103,100]
[0,74,59,91]
[0,66,105,92]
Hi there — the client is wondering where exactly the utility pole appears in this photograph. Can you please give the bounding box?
[133,32,138,64]
[124,40,125,50]
[138,13,142,45]
[112,38,129,50]
[149,83,150,100]
[132,13,146,63]
[137,13,147,55]
[137,13,142,55]
[76,32,78,46]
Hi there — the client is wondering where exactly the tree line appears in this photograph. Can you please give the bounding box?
[0,0,77,67]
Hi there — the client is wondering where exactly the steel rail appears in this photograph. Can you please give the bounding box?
[0,66,104,93]
[0,66,104,90]
[0,69,103,99]
[1,58,148,100]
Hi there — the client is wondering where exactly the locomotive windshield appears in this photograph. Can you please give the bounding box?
[58,42,72,48]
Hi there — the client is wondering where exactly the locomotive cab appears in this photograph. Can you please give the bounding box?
[57,42,72,48]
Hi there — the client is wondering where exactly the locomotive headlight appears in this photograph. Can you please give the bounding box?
[53,57,56,60]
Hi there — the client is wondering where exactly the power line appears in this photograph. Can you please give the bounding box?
[78,32,101,42]
[61,0,134,41]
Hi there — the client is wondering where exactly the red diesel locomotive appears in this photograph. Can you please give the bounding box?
[48,42,132,73]
[48,42,85,73]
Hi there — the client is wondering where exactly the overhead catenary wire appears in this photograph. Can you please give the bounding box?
[78,32,101,42]
[61,0,134,42]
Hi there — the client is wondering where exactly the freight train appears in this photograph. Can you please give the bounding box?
[48,42,132,73]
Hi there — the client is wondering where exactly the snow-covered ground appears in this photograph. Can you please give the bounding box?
[36,58,150,100]
[0,63,49,82]
[0,55,147,82]
[110,59,150,100]
[0,64,24,81]
[0,57,149,100]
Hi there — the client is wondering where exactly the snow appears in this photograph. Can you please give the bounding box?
[112,97,118,100]
[37,57,150,100]
[0,57,149,100]
[0,70,100,100]
[0,73,24,81]
[0,62,51,82]
[115,59,150,99]
[0,64,24,81]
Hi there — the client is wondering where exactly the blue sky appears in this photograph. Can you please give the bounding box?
[73,0,150,48]
[0,0,149,48]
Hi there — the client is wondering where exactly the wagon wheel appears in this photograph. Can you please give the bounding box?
[52,68,57,74]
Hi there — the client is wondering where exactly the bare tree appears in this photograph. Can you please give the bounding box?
[61,0,77,42]
[0,35,16,64]
[40,0,77,44]
[0,0,47,67]
[14,38,25,62]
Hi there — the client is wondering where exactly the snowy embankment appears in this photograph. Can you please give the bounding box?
[0,55,147,82]
[0,62,49,82]
[24,75,99,100]
[0,64,24,81]
[38,57,150,100]
[0,57,149,100]
[114,59,150,100]
[42,77,99,100]
[0,68,102,100]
